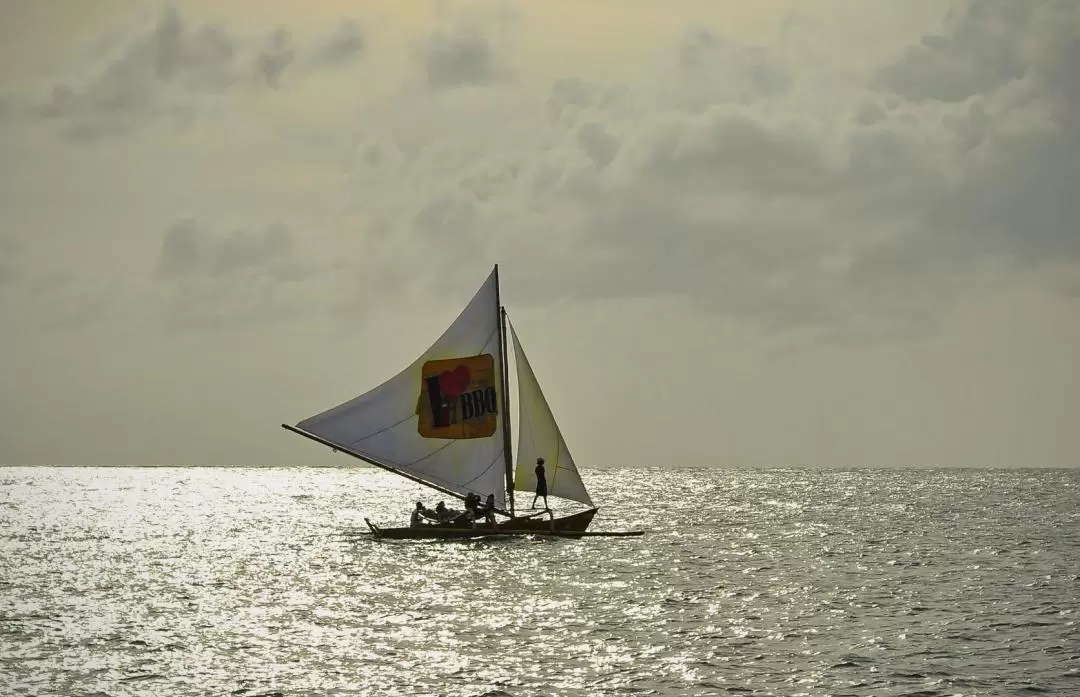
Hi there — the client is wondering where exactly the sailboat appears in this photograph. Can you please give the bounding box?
[282,265,642,539]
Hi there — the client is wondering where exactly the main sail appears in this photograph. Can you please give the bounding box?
[508,317,594,507]
[291,267,509,510]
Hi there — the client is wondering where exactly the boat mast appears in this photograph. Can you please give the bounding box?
[494,265,515,516]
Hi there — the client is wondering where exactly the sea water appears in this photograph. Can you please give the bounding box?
[1,466,1077,696]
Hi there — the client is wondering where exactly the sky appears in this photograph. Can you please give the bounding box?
[1,0,1078,468]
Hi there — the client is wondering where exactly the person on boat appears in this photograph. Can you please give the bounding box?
[452,493,481,527]
[435,501,461,523]
[531,457,549,510]
[476,493,497,527]
[409,501,429,527]
[410,501,437,527]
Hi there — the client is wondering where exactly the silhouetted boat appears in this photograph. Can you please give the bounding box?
[283,265,643,540]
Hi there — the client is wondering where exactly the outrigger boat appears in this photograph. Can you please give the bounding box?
[283,265,642,540]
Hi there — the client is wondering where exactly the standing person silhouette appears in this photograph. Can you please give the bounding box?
[531,457,549,510]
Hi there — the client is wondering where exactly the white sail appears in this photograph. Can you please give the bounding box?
[508,317,594,508]
[294,268,509,509]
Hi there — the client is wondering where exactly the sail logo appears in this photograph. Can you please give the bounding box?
[417,354,498,439]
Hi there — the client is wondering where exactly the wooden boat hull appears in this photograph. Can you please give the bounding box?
[364,507,602,540]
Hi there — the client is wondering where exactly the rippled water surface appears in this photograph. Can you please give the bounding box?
[1,466,1078,696]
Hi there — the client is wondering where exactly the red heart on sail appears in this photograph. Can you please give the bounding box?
[439,365,471,396]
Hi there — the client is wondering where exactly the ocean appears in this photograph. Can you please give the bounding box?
[1,466,1077,697]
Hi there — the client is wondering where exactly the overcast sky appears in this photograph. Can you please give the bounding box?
[2,1,1078,468]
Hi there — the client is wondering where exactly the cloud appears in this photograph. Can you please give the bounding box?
[649,25,794,109]
[22,7,364,141]
[854,1,1080,288]
[0,266,130,331]
[0,237,17,285]
[155,218,313,281]
[152,219,338,330]
[417,7,520,88]
[3,219,331,332]
[29,8,237,140]
[2,216,350,337]
[5,1,1078,343]
[322,1,1080,342]
[875,0,1033,103]
[309,20,365,68]
[256,28,295,88]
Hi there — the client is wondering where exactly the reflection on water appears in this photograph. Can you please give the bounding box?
[1,466,1078,696]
